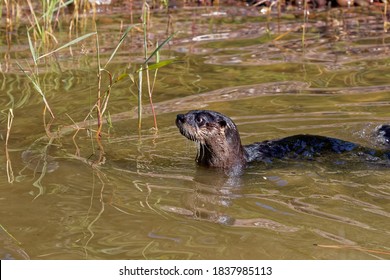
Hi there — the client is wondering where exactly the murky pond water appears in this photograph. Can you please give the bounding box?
[1,4,390,259]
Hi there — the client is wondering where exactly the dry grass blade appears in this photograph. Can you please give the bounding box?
[26,0,43,36]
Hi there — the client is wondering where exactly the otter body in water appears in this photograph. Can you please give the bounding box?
[176,110,390,175]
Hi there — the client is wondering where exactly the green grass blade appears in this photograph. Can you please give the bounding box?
[116,73,130,82]
[27,30,37,65]
[144,32,176,65]
[104,25,138,69]
[37,32,97,60]
[137,59,176,72]
[52,0,74,13]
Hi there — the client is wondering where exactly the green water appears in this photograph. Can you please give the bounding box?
[1,5,389,259]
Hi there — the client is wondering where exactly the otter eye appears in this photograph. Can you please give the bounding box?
[218,120,227,127]
[195,116,206,126]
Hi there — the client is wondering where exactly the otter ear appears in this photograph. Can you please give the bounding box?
[218,120,227,127]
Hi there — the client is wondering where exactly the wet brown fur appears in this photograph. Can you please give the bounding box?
[176,110,390,176]
[176,110,246,174]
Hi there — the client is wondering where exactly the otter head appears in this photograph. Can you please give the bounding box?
[176,110,246,174]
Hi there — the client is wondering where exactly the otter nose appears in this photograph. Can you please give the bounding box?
[176,114,185,123]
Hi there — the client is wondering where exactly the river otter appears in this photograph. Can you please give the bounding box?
[176,110,390,175]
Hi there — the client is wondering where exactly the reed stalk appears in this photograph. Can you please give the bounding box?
[302,0,309,49]
[93,24,134,141]
[138,1,149,129]
[143,1,158,130]
[384,0,389,32]
[24,0,90,50]
[16,0,175,144]
[136,0,176,130]
[96,29,103,140]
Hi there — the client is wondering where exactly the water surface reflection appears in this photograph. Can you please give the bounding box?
[1,5,390,259]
